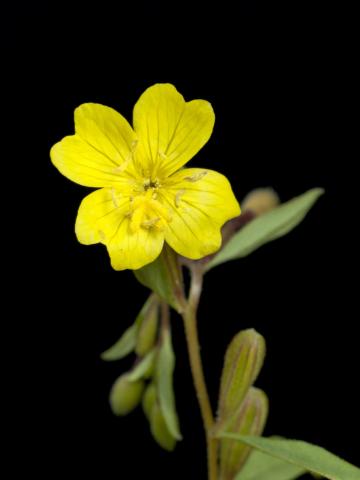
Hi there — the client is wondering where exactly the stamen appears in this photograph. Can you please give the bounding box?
[142,217,162,229]
[112,139,138,174]
[158,151,168,160]
[175,189,185,208]
[131,139,139,151]
[111,188,119,208]
[184,170,208,182]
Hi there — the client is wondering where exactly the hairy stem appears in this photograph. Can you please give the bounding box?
[182,267,218,480]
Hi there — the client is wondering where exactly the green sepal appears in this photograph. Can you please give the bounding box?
[206,188,324,271]
[216,329,266,433]
[134,245,185,313]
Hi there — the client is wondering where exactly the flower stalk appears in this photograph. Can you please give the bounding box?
[182,266,219,480]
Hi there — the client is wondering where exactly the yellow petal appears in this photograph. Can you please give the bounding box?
[160,168,240,259]
[51,135,138,188]
[75,188,165,270]
[75,188,130,244]
[75,103,136,166]
[107,218,164,271]
[133,84,215,177]
[51,103,137,188]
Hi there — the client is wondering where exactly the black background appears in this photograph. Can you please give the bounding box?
[11,1,358,479]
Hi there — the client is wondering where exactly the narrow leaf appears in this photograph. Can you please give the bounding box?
[156,328,182,440]
[218,435,360,480]
[235,449,307,480]
[206,188,324,270]
[101,295,155,361]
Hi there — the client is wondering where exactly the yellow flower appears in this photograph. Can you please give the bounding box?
[51,84,240,270]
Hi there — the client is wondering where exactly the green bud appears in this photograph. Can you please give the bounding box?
[109,374,145,416]
[150,401,176,451]
[241,188,280,216]
[142,383,157,421]
[216,329,266,432]
[135,300,159,357]
[219,388,269,480]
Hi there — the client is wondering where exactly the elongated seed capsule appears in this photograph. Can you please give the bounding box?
[219,387,268,480]
[217,329,266,432]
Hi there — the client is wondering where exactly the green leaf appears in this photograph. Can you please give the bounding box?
[101,295,155,361]
[218,435,360,480]
[134,245,185,313]
[127,350,156,382]
[206,188,324,271]
[235,449,307,480]
[156,328,182,440]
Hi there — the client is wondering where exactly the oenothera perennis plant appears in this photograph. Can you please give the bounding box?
[51,84,360,480]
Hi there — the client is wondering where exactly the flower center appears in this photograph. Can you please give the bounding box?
[143,179,160,190]
[129,188,171,233]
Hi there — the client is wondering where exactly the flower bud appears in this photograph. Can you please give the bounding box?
[216,329,266,432]
[241,188,280,216]
[219,388,268,480]
[109,374,145,416]
[142,383,157,421]
[150,401,176,451]
[135,301,159,357]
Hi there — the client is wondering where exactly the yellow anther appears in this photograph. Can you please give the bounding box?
[158,151,168,160]
[131,139,139,151]
[141,217,164,230]
[184,170,208,182]
[129,191,172,233]
[111,188,120,208]
[175,189,185,208]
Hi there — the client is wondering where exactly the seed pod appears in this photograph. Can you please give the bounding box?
[109,374,145,416]
[217,329,266,432]
[219,388,268,480]
[150,401,176,451]
[142,383,157,421]
[135,300,159,357]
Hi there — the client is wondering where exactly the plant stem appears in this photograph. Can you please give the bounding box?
[182,267,219,480]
